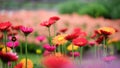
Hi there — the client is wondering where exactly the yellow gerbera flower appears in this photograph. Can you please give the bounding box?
[97,27,116,35]
[2,47,12,53]
[52,34,67,45]
[20,58,33,68]
[108,38,119,44]
[67,44,79,51]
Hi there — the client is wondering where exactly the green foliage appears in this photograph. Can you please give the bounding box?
[111,5,120,19]
[58,2,84,14]
[16,41,43,54]
[77,3,109,18]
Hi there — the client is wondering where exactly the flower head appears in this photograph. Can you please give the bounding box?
[20,58,33,68]
[2,47,12,53]
[103,56,116,62]
[7,41,19,48]
[67,44,79,51]
[69,52,80,57]
[72,38,88,47]
[36,36,46,42]
[20,26,33,36]
[59,28,68,33]
[88,41,96,46]
[0,51,18,63]
[40,16,60,27]
[42,55,72,68]
[65,28,81,41]
[96,27,117,35]
[14,63,23,68]
[0,21,12,32]
[52,34,67,45]
[12,25,22,30]
[43,44,56,52]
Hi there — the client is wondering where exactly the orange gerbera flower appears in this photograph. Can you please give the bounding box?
[96,27,117,35]
[20,58,33,68]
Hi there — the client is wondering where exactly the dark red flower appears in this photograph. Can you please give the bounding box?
[0,21,12,31]
[72,38,88,47]
[0,52,18,63]
[12,25,22,30]
[49,16,60,21]
[14,63,23,68]
[59,28,68,33]
[96,36,104,44]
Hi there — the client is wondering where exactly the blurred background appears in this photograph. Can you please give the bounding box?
[0,0,120,67]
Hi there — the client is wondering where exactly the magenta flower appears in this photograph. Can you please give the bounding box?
[43,50,51,56]
[69,52,80,57]
[89,41,96,46]
[0,51,18,63]
[43,44,56,52]
[103,56,117,62]
[20,26,33,36]
[36,36,46,42]
[7,41,19,48]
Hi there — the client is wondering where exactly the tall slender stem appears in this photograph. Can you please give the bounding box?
[72,44,74,59]
[48,27,51,45]
[4,31,7,53]
[53,24,56,36]
[80,47,83,64]
[25,36,28,68]
[103,37,107,57]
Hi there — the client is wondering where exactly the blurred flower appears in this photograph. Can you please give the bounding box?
[103,56,116,62]
[43,44,56,52]
[0,32,3,40]
[0,51,18,63]
[55,52,63,57]
[0,21,12,31]
[36,36,46,42]
[42,55,72,68]
[14,63,23,68]
[7,41,19,48]
[20,58,33,68]
[52,34,67,45]
[36,49,42,54]
[8,35,18,41]
[59,28,68,33]
[96,36,104,44]
[72,38,88,47]
[107,38,119,44]
[67,44,79,51]
[65,28,81,41]
[96,27,117,35]
[49,16,60,22]
[89,41,96,46]
[43,50,51,56]
[2,47,12,53]
[20,26,33,36]
[11,25,22,30]
[69,52,80,57]
[0,44,4,49]
[40,16,60,27]
[8,29,18,36]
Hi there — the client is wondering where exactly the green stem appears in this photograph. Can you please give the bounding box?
[103,37,107,56]
[53,24,56,36]
[4,31,7,53]
[72,44,74,59]
[25,36,28,68]
[48,27,51,45]
[80,47,83,64]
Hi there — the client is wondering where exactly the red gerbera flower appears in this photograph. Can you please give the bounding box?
[14,63,23,68]
[72,38,88,47]
[65,28,81,41]
[42,55,71,68]
[12,25,22,30]
[0,21,12,32]
[40,16,60,27]
[59,28,68,33]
